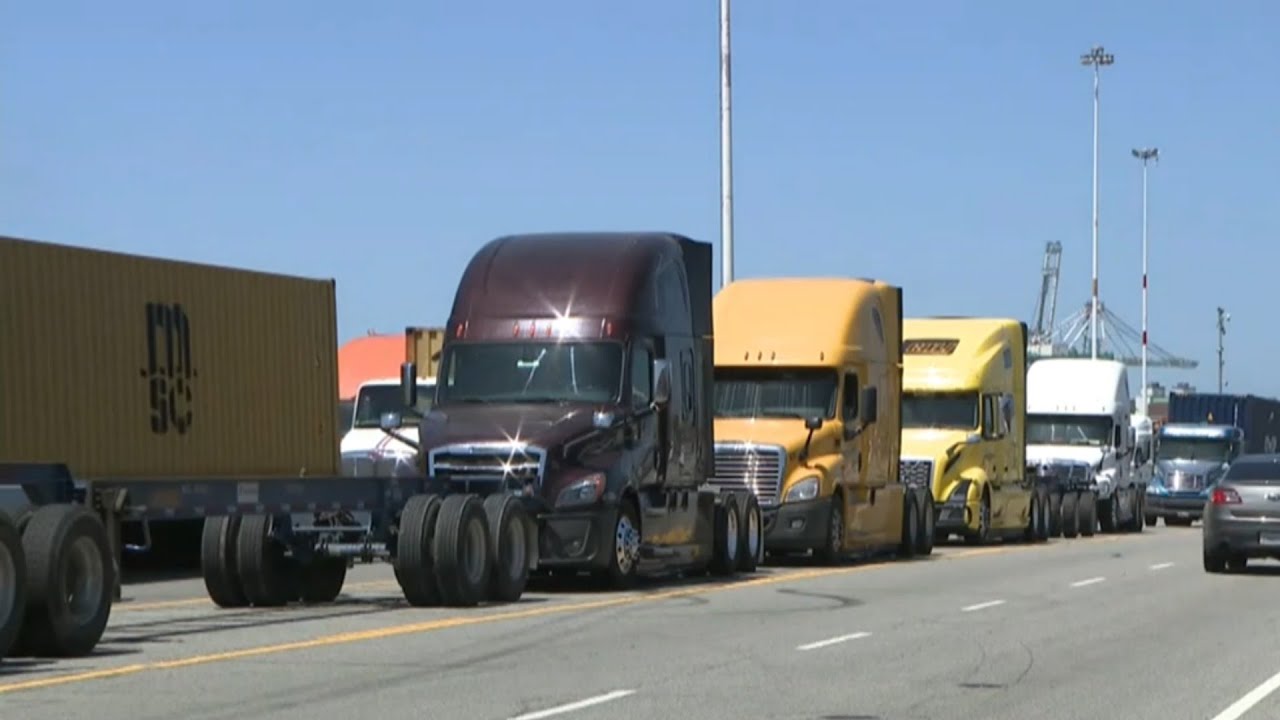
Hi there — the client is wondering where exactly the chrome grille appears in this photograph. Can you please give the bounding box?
[1168,471,1205,492]
[428,443,546,485]
[711,442,785,506]
[899,458,934,489]
[1033,460,1092,484]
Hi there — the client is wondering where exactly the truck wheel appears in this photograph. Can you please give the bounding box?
[964,491,991,546]
[200,516,248,608]
[432,494,491,607]
[235,514,300,607]
[1097,495,1116,533]
[602,498,642,589]
[815,493,845,563]
[1060,492,1079,538]
[898,496,919,559]
[299,558,348,604]
[0,512,26,661]
[395,494,443,607]
[483,494,533,603]
[1128,491,1145,533]
[1079,492,1097,537]
[16,504,114,657]
[1037,492,1052,541]
[736,493,764,572]
[917,494,935,556]
[1047,492,1062,537]
[710,493,741,576]
[1022,493,1039,543]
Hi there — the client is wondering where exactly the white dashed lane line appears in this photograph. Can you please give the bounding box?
[1150,562,1175,570]
[508,689,637,720]
[796,632,872,652]
[961,600,1006,613]
[1070,576,1107,588]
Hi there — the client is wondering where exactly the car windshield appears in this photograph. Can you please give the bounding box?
[903,391,979,430]
[1157,438,1234,462]
[437,341,624,405]
[714,367,838,420]
[1225,460,1280,485]
[1027,413,1111,446]
[352,383,435,428]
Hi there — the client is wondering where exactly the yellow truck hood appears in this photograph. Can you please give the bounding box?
[901,428,972,461]
[716,417,828,456]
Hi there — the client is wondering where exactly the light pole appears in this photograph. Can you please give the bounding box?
[1132,147,1158,413]
[719,0,734,289]
[1217,307,1229,393]
[1081,45,1115,360]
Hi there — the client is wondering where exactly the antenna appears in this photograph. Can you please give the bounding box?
[1081,45,1115,360]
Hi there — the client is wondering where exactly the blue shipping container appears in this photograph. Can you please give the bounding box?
[1167,393,1280,454]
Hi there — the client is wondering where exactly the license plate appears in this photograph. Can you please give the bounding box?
[1259,532,1280,546]
[1177,511,1191,518]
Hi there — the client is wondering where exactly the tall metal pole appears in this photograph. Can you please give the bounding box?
[1081,46,1114,360]
[1132,147,1158,414]
[719,0,734,289]
[1217,307,1228,393]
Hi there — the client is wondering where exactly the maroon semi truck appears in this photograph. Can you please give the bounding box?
[385,232,765,595]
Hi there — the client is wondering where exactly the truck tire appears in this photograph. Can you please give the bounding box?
[815,493,845,563]
[898,496,919,559]
[1133,492,1147,533]
[432,494,491,607]
[299,558,348,604]
[601,498,641,589]
[395,494,443,607]
[16,504,114,657]
[1080,492,1097,537]
[710,493,741,576]
[964,490,992,546]
[235,514,299,607]
[1098,495,1117,533]
[1060,492,1079,538]
[0,512,26,661]
[483,494,532,603]
[1047,491,1062,538]
[1022,492,1039,543]
[737,493,764,572]
[917,494,935,556]
[1035,492,1051,542]
[201,516,248,608]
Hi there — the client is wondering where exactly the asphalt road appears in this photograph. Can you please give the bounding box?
[4,524,1280,720]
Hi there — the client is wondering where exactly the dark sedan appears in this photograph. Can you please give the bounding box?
[1203,453,1280,573]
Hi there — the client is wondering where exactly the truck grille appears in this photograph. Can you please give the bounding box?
[1033,460,1092,485]
[1168,471,1206,492]
[711,442,785,507]
[899,458,934,489]
[428,443,546,486]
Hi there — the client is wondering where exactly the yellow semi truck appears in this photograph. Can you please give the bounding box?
[898,317,1050,545]
[709,278,933,562]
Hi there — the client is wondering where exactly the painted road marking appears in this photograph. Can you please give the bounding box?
[509,689,637,720]
[115,580,397,612]
[1150,562,1174,570]
[0,530,1151,696]
[1070,576,1106,588]
[961,599,1005,613]
[1209,667,1280,720]
[796,631,872,651]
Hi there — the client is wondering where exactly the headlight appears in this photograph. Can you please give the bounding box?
[785,475,821,502]
[556,472,605,508]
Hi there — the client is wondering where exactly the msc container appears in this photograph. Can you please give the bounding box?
[1167,392,1280,454]
[404,326,445,377]
[0,235,341,479]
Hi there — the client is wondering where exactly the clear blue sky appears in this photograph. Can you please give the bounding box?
[4,1,1277,398]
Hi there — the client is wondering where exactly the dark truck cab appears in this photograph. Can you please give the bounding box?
[392,232,764,588]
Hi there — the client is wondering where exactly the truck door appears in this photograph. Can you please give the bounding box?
[628,341,666,487]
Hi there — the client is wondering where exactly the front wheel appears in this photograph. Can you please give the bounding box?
[917,495,936,556]
[964,491,991,546]
[602,500,642,589]
[815,494,845,564]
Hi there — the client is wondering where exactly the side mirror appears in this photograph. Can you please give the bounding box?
[859,386,878,424]
[380,411,404,431]
[652,358,671,406]
[401,361,419,409]
[805,416,824,431]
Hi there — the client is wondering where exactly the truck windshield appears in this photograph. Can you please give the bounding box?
[713,367,838,420]
[1157,438,1234,462]
[352,383,436,428]
[438,341,624,404]
[1027,413,1111,446]
[902,391,979,430]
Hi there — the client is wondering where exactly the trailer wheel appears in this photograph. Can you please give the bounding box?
[898,496,919,559]
[483,494,533,603]
[917,494,935,556]
[200,516,248,608]
[1060,492,1079,538]
[710,493,741,576]
[737,493,764,572]
[432,494,491,607]
[1035,492,1051,542]
[395,494,444,607]
[0,512,26,661]
[1080,492,1097,537]
[15,504,113,657]
[235,514,299,607]
[299,558,348,604]
[1047,491,1063,537]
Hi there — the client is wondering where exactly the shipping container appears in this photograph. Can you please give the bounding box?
[0,235,341,479]
[404,326,445,377]
[1167,392,1280,454]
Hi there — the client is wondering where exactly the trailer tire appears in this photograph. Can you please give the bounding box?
[299,558,348,604]
[201,516,248,608]
[0,512,26,661]
[483,494,532,603]
[710,493,741,576]
[917,494,935,557]
[432,494,491,607]
[395,494,444,607]
[1047,491,1063,537]
[235,514,299,607]
[1060,492,1079,538]
[898,495,919,559]
[15,504,113,658]
[737,493,764,572]
[1080,492,1097,537]
[1035,492,1051,542]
